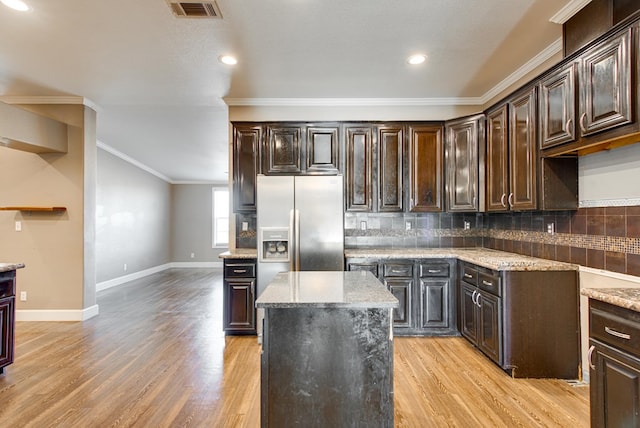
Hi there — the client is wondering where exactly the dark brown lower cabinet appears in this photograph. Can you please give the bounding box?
[223,258,257,335]
[589,299,640,427]
[0,270,16,374]
[459,262,579,378]
[346,257,456,336]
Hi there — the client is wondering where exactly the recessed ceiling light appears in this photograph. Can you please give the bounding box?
[219,55,237,65]
[1,0,29,11]
[407,54,427,65]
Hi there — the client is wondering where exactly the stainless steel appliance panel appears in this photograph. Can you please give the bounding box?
[294,175,344,271]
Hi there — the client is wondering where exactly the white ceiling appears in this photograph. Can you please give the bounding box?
[0,0,586,183]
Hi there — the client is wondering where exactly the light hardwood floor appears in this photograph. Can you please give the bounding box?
[0,268,589,427]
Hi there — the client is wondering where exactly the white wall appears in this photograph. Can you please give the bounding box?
[96,148,171,284]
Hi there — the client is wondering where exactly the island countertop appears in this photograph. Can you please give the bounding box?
[0,263,25,273]
[255,271,399,309]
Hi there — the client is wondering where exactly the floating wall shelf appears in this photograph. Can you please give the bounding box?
[0,206,66,212]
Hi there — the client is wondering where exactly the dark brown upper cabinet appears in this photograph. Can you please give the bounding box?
[232,124,262,213]
[264,125,303,174]
[306,124,340,174]
[539,62,577,149]
[445,114,485,212]
[508,87,538,211]
[485,87,538,212]
[485,106,509,212]
[377,125,403,212]
[345,125,374,212]
[578,27,633,136]
[408,124,443,212]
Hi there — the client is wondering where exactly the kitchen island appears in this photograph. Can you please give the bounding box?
[256,270,398,428]
[1,262,25,374]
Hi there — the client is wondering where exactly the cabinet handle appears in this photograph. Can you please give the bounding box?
[233,269,247,274]
[587,345,596,370]
[471,290,477,305]
[579,112,587,133]
[464,273,473,279]
[482,280,493,287]
[508,193,514,208]
[476,292,482,308]
[605,326,631,340]
[428,269,441,274]
[565,118,572,133]
[500,193,507,208]
[472,195,476,207]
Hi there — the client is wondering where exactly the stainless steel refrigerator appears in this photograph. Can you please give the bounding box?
[256,175,344,335]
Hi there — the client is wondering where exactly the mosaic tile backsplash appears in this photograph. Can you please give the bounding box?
[237,207,640,277]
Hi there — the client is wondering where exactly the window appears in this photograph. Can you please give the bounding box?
[212,187,229,247]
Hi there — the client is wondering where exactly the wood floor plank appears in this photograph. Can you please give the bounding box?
[0,268,589,427]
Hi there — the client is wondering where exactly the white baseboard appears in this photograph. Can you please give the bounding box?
[96,261,223,292]
[16,304,100,322]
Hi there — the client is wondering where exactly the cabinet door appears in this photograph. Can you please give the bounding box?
[407,124,443,212]
[445,115,483,212]
[306,125,340,174]
[265,125,303,174]
[539,63,576,149]
[460,282,478,344]
[509,87,537,211]
[224,279,256,333]
[345,125,374,211]
[378,125,403,212]
[233,124,261,213]
[419,278,449,329]
[485,106,509,212]
[579,28,633,136]
[590,340,640,428]
[0,297,14,369]
[384,278,412,329]
[478,291,502,365]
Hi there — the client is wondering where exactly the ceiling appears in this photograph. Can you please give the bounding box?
[0,0,587,183]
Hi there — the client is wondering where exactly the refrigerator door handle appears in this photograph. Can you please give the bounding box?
[294,209,301,271]
[289,209,295,271]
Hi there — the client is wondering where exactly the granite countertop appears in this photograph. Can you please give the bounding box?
[345,248,578,271]
[218,249,258,259]
[581,288,640,312]
[256,271,399,309]
[221,247,576,271]
[0,263,25,273]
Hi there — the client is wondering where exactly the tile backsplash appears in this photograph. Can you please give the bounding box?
[237,206,640,277]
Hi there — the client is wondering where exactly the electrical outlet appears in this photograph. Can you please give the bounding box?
[242,222,249,231]
[190,252,195,258]
[547,223,555,235]
[15,221,21,232]
[360,221,367,231]
[405,222,411,230]
[124,263,128,271]
[464,221,471,230]
[20,291,27,301]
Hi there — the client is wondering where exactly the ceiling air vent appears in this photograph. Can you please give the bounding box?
[167,1,222,19]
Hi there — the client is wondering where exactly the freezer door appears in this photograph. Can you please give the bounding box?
[294,175,344,271]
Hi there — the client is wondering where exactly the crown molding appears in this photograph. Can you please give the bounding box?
[225,37,562,109]
[480,37,563,104]
[0,95,100,111]
[224,96,484,107]
[549,0,592,24]
[97,141,173,183]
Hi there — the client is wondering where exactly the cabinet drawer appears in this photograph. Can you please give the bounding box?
[383,263,413,278]
[224,263,256,278]
[590,302,640,356]
[0,276,15,299]
[419,263,450,278]
[478,272,501,296]
[461,265,478,285]
[347,263,379,277]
